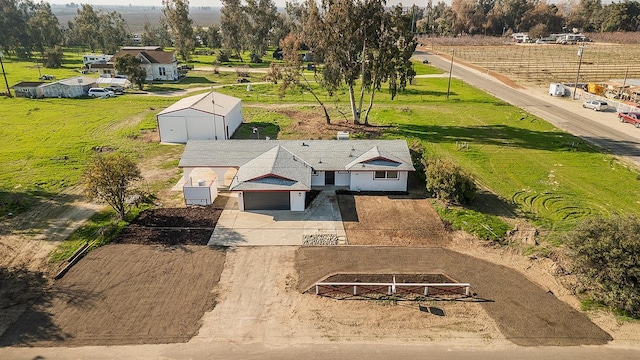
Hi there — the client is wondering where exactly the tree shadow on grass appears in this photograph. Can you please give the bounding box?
[395,123,602,154]
[471,189,519,219]
[233,122,281,140]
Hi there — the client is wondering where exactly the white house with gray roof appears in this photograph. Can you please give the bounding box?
[157,91,243,143]
[178,139,415,211]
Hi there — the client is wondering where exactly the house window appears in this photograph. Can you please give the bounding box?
[159,67,166,76]
[374,171,399,180]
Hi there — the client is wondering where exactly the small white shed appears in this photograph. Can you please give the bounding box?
[156,91,243,144]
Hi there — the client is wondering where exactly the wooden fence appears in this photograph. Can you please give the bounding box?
[315,279,471,300]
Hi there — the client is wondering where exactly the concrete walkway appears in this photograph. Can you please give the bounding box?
[208,190,346,246]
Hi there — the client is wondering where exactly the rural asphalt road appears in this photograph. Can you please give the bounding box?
[416,50,640,168]
[1,341,639,359]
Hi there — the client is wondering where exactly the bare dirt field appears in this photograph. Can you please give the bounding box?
[0,244,225,347]
[295,246,612,347]
[426,42,640,84]
[337,192,450,247]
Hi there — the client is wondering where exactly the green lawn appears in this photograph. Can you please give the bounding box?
[2,52,640,242]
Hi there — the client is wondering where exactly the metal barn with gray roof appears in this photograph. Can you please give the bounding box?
[178,139,415,211]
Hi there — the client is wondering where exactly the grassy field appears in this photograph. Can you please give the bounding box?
[2,51,640,243]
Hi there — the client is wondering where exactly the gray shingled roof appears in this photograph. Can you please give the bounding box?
[179,140,415,172]
[230,145,312,191]
[157,91,240,117]
[344,145,407,171]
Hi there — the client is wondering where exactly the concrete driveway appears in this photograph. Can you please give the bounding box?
[208,190,346,246]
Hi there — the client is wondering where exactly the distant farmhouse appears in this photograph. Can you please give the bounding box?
[95,46,179,82]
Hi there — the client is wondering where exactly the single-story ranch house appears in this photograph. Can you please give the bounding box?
[157,91,243,143]
[178,139,415,211]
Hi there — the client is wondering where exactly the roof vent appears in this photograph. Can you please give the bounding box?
[302,142,309,146]
[319,158,322,163]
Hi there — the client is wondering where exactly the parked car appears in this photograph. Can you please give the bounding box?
[40,74,55,80]
[105,86,125,94]
[237,78,250,83]
[88,88,115,98]
[618,112,640,127]
[582,100,608,111]
[178,64,194,70]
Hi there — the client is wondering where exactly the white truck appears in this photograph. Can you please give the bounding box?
[549,83,568,97]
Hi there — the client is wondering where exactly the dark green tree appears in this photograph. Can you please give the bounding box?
[72,4,102,52]
[43,45,63,68]
[520,2,564,34]
[359,2,417,125]
[27,2,62,56]
[205,24,222,48]
[424,157,477,205]
[600,1,640,31]
[566,215,640,318]
[162,0,195,61]
[220,0,248,59]
[100,11,129,54]
[244,0,278,62]
[0,0,33,57]
[141,18,173,47]
[567,0,603,31]
[115,54,147,90]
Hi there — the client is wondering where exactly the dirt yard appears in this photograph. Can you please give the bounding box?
[337,192,450,247]
[0,244,225,347]
[295,246,611,346]
[1,195,637,348]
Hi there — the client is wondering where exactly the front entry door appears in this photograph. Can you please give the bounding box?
[325,171,335,185]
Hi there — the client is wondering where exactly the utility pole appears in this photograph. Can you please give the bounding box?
[447,49,454,100]
[573,44,585,100]
[0,51,12,97]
